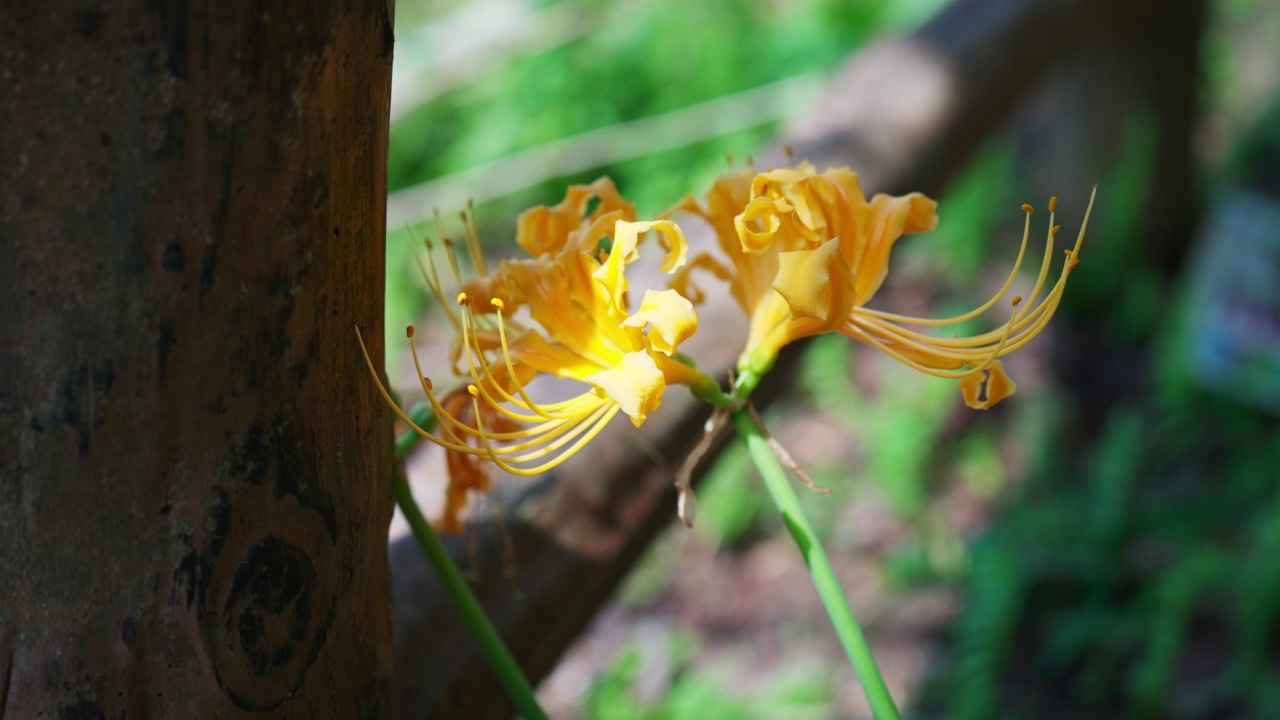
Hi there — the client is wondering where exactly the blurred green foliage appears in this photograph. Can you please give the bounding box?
[389,0,946,206]
[583,635,834,720]
[917,390,1280,719]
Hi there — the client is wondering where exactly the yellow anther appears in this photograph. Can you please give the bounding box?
[1012,295,1023,306]
[491,298,505,310]
[1021,203,1034,214]
[1065,250,1079,271]
[457,292,471,306]
[467,384,480,397]
[423,377,433,391]
[1052,225,1061,236]
[1049,196,1058,213]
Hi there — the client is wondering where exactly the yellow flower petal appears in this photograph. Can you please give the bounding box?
[587,350,666,427]
[771,237,855,323]
[594,220,690,315]
[734,197,783,254]
[506,330,606,380]
[852,192,938,305]
[957,360,1017,410]
[649,219,690,273]
[621,289,698,356]
[516,177,635,257]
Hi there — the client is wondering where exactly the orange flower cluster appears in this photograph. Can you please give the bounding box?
[360,165,1095,531]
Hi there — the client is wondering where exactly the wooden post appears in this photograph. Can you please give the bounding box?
[0,1,396,716]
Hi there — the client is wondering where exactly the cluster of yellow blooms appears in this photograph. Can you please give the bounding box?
[360,163,1095,532]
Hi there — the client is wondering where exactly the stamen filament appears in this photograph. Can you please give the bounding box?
[476,401,614,462]
[414,240,464,335]
[454,298,599,423]
[1013,208,1057,323]
[860,206,1034,327]
[845,297,1022,379]
[463,201,489,277]
[470,392,622,476]
[490,299,557,420]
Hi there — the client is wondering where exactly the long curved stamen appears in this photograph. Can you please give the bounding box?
[432,206,466,293]
[355,324,444,439]
[384,324,611,457]
[414,238,464,335]
[490,297,557,420]
[852,261,1073,363]
[847,297,1023,379]
[356,323,563,457]
[1013,205,1057,324]
[455,294,599,424]
[469,387,622,476]
[850,186,1096,361]
[1065,185,1095,267]
[860,203,1036,328]
[478,402,615,462]
[446,398,609,454]
[852,273,1060,354]
[462,201,489,277]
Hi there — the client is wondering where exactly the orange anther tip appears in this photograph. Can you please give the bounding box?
[406,325,415,338]
[1052,225,1061,236]
[456,292,471,305]
[423,377,433,390]
[1021,203,1034,214]
[1049,196,1058,212]
[1012,295,1023,306]
[467,384,480,397]
[491,298,505,309]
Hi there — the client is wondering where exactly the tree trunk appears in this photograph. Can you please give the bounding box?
[0,1,395,717]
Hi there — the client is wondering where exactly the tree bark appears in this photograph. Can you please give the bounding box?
[0,1,395,717]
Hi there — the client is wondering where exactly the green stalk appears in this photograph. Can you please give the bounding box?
[729,408,901,720]
[392,406,549,720]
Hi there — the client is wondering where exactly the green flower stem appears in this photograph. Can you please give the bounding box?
[392,406,549,720]
[396,402,437,457]
[729,408,902,720]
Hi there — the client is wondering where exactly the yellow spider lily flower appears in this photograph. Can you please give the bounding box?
[668,163,1096,409]
[358,180,710,531]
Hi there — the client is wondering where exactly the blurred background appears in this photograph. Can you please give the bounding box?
[384,0,1280,717]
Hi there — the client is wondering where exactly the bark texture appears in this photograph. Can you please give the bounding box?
[0,1,395,716]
